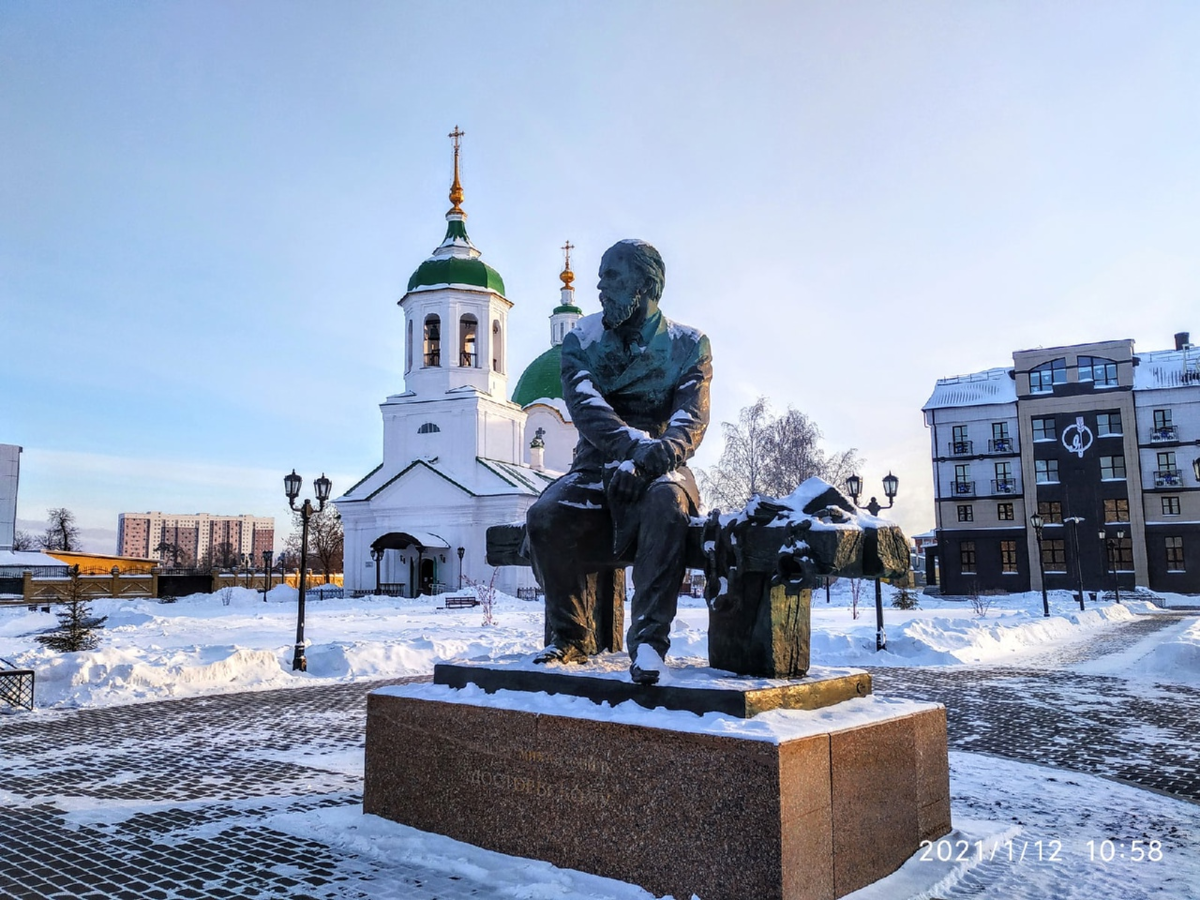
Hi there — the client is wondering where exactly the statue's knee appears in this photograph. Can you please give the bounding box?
[644,484,689,526]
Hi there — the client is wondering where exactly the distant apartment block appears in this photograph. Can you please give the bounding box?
[0,444,19,551]
[923,332,1200,595]
[118,512,274,565]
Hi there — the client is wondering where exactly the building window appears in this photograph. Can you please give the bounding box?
[1037,500,1063,524]
[1032,417,1056,441]
[1000,540,1018,573]
[951,425,971,456]
[1042,539,1066,572]
[997,502,1014,521]
[1099,455,1126,480]
[994,461,1014,493]
[991,422,1013,453]
[1110,537,1133,569]
[459,314,478,367]
[957,505,974,522]
[1078,355,1118,387]
[960,542,977,574]
[1151,409,1177,442]
[953,464,973,494]
[406,320,413,372]
[1096,412,1122,436]
[1166,536,1185,572]
[417,422,440,434]
[1030,358,1066,393]
[1163,496,1181,516]
[1155,451,1181,487]
[492,320,504,373]
[423,315,441,367]
[1103,498,1130,522]
[1035,459,1059,483]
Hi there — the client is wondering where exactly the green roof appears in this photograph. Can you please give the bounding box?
[553,303,583,315]
[407,256,506,294]
[512,345,563,406]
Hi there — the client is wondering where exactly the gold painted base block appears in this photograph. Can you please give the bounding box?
[364,689,951,900]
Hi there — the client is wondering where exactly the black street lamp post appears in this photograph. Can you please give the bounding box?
[1063,515,1085,610]
[284,469,332,672]
[262,549,273,599]
[1101,528,1125,604]
[845,471,899,652]
[370,546,384,595]
[457,546,465,589]
[1030,514,1050,617]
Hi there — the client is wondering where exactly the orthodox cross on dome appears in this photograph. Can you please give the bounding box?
[560,240,575,288]
[448,126,466,215]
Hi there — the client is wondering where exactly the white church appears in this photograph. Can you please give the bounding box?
[338,133,581,597]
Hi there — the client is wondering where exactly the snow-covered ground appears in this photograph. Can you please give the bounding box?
[4,581,1198,899]
[0,580,1193,710]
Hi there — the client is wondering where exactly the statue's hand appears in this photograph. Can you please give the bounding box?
[608,463,646,504]
[631,439,672,478]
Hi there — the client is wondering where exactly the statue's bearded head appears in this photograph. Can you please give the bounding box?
[597,240,665,330]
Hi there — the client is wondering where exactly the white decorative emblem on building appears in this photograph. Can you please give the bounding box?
[1061,416,1094,458]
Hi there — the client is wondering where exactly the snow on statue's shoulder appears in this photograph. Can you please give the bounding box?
[571,313,605,348]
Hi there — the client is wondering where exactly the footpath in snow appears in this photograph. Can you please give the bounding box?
[1,580,1193,711]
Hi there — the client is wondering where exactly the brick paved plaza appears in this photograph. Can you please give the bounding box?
[1,613,1197,899]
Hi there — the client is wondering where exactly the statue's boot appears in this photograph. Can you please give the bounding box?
[629,644,665,685]
[533,644,588,665]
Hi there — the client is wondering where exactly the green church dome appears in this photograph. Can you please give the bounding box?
[512,345,563,406]
[407,255,506,295]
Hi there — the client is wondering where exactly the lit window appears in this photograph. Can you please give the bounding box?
[1166,536,1185,572]
[1001,540,1018,574]
[1030,359,1066,393]
[960,542,976,574]
[1037,501,1062,524]
[1103,499,1130,522]
[1035,459,1059,483]
[1099,455,1126,480]
[1042,539,1066,571]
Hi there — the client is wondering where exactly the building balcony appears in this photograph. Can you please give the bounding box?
[1154,469,1183,488]
[948,441,974,456]
[1151,426,1179,443]
[991,479,1019,495]
[989,438,1016,454]
[952,480,975,496]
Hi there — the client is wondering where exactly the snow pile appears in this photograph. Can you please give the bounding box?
[1129,616,1200,679]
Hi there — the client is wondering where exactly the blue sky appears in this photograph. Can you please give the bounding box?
[4,1,1200,550]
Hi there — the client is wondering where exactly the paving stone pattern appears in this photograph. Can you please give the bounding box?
[2,614,1197,898]
[871,613,1200,804]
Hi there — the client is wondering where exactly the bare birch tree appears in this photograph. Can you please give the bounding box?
[698,397,863,511]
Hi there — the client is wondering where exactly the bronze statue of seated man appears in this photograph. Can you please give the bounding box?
[525,239,712,685]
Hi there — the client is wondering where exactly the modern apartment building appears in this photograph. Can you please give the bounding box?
[923,333,1200,595]
[117,512,274,566]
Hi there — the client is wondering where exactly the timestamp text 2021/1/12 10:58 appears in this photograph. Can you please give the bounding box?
[919,839,1165,864]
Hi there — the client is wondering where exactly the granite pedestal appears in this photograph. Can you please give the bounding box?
[364,680,951,900]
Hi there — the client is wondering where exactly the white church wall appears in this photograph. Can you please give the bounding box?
[523,404,575,473]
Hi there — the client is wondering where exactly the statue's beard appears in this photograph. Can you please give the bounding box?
[600,292,639,330]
